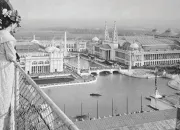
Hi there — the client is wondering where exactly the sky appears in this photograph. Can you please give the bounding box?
[10,0,180,29]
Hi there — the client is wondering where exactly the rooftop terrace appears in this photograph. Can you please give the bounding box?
[75,109,179,130]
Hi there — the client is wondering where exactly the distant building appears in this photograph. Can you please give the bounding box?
[86,37,100,54]
[16,39,64,74]
[92,22,180,67]
[157,28,179,39]
[115,37,180,67]
[146,28,180,40]
[93,21,119,61]
[145,28,160,36]
[77,41,87,52]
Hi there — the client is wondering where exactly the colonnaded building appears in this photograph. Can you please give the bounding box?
[115,38,180,67]
[16,38,64,74]
[16,31,87,74]
[93,21,180,67]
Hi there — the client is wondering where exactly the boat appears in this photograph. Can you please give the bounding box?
[90,93,102,96]
[145,96,151,101]
[74,114,89,121]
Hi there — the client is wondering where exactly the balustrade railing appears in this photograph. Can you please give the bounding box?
[13,62,79,130]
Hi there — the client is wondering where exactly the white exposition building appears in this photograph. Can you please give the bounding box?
[115,38,180,68]
[93,22,180,68]
[16,32,87,74]
[16,37,64,74]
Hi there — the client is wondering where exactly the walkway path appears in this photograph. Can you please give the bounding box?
[167,75,180,90]
[119,69,155,79]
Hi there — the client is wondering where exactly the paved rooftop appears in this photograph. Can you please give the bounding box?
[75,109,179,130]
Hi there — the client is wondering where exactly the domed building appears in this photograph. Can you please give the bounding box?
[121,41,141,51]
[157,28,179,39]
[16,39,64,74]
[115,38,180,67]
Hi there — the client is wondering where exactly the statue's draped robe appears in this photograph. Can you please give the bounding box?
[0,30,16,129]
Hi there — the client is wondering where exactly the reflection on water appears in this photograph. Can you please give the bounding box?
[43,74,176,118]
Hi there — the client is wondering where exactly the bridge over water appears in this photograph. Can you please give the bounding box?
[64,63,120,75]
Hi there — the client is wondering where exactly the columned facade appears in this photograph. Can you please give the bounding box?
[19,51,64,74]
[31,65,50,73]
[143,52,180,66]
[115,49,180,67]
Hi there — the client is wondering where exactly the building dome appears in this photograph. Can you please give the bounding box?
[92,37,99,42]
[31,39,40,44]
[130,42,139,49]
[122,41,140,50]
[45,46,60,53]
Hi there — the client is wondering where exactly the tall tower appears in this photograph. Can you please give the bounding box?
[104,21,110,41]
[64,31,67,56]
[112,21,118,42]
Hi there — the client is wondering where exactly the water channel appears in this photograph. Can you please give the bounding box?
[43,58,177,118]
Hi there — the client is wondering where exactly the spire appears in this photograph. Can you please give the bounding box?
[104,21,110,41]
[112,21,118,42]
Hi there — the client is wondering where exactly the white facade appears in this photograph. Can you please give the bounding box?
[17,41,64,74]
[115,38,180,67]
